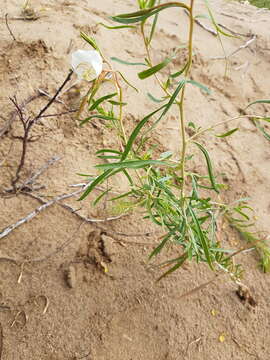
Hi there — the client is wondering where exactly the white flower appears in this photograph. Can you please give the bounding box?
[71,49,103,82]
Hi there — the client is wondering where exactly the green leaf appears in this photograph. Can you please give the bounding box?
[170,63,188,78]
[203,0,235,37]
[121,104,167,160]
[148,11,159,44]
[80,114,117,126]
[143,80,186,134]
[193,142,219,193]
[80,32,99,50]
[215,128,238,138]
[95,159,174,170]
[89,93,117,111]
[187,80,211,94]
[96,148,122,155]
[159,80,186,118]
[157,253,188,281]
[246,99,270,108]
[253,120,270,142]
[98,22,136,30]
[79,169,112,200]
[138,57,172,79]
[116,71,139,92]
[111,57,147,66]
[93,188,111,205]
[111,2,190,24]
[149,233,170,259]
[108,100,127,106]
[188,206,213,269]
[147,93,166,103]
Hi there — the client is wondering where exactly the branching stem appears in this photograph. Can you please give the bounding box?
[178,0,195,199]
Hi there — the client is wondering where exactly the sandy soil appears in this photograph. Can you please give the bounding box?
[0,0,270,359]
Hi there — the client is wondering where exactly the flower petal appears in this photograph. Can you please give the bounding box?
[71,49,103,81]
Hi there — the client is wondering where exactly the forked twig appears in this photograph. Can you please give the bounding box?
[10,71,73,188]
[0,188,82,240]
[0,94,41,138]
[211,35,256,60]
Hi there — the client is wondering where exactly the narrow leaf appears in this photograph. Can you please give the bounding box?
[203,0,235,37]
[79,168,123,201]
[80,114,117,126]
[96,149,122,155]
[111,57,147,66]
[189,206,213,269]
[193,142,219,193]
[187,80,211,94]
[121,104,167,160]
[111,2,190,24]
[99,22,136,29]
[147,93,166,103]
[80,32,99,50]
[117,71,139,92]
[138,57,172,80]
[108,100,127,106]
[246,99,270,108]
[95,159,173,170]
[89,93,117,111]
[215,128,238,138]
[170,63,188,78]
[157,253,188,281]
[93,188,111,205]
[149,233,170,259]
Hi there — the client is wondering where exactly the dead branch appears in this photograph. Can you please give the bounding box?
[0,93,41,138]
[0,188,82,240]
[184,9,217,36]
[5,14,16,41]
[217,23,250,37]
[37,88,65,105]
[23,155,62,188]
[39,110,77,118]
[25,192,126,223]
[211,35,256,60]
[10,71,73,188]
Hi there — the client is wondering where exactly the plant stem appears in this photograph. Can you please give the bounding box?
[140,22,172,98]
[187,114,265,142]
[178,0,195,199]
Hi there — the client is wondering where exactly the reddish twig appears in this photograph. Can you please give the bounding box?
[10,70,73,189]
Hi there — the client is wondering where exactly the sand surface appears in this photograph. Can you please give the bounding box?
[0,0,270,359]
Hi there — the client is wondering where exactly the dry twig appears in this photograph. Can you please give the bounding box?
[0,94,41,138]
[5,14,16,41]
[10,70,73,188]
[211,35,256,60]
[23,155,62,188]
[0,188,82,240]
[184,10,217,36]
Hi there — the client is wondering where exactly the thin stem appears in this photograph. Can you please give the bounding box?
[140,22,172,98]
[188,114,265,142]
[178,0,195,199]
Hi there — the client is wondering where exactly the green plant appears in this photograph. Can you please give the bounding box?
[72,0,270,279]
